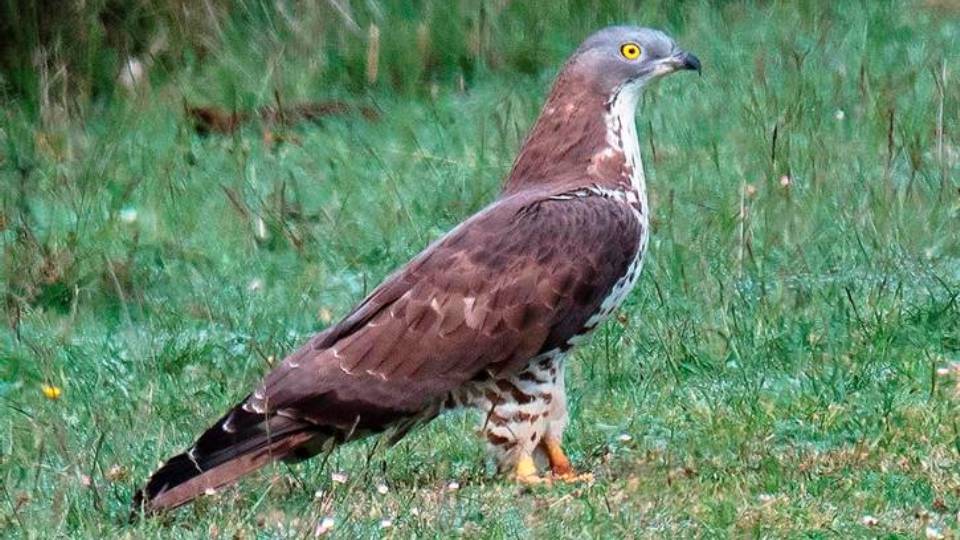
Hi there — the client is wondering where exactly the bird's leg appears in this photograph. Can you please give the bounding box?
[540,438,593,483]
[512,453,550,485]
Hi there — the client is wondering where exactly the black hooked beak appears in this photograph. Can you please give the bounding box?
[673,51,702,75]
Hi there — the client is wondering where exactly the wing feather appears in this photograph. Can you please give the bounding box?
[244,191,642,432]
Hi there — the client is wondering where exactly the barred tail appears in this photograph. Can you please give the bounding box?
[132,401,325,514]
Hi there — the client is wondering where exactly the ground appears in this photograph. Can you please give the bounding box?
[1,1,959,538]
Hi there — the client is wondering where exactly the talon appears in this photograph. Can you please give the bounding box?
[512,454,551,485]
[555,471,595,484]
[515,474,552,486]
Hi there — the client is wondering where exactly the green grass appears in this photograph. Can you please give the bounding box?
[2,1,960,537]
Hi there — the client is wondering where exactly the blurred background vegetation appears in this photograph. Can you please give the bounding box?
[0,0,704,116]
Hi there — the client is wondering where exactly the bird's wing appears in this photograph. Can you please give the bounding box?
[244,191,642,432]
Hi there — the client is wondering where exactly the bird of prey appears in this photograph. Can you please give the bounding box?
[135,25,700,513]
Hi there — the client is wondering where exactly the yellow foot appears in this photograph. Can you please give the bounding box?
[512,454,551,485]
[540,438,593,483]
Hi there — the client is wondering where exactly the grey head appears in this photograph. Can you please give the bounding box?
[564,26,700,96]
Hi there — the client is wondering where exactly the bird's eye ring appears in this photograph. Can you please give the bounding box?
[620,42,641,60]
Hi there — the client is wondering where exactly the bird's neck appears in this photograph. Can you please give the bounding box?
[502,77,646,198]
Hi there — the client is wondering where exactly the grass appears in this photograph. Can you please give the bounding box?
[2,0,959,537]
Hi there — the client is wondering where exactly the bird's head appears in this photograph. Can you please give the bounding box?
[504,25,700,194]
[563,26,700,98]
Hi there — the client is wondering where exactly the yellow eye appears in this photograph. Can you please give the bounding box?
[620,42,641,60]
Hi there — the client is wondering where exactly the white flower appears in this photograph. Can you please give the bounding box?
[376,483,389,495]
[446,481,460,491]
[617,433,632,443]
[314,517,335,536]
[834,109,845,121]
[926,526,944,539]
[118,57,146,90]
[331,472,348,484]
[255,216,269,240]
[861,515,878,527]
[119,207,138,224]
[379,518,393,529]
[247,278,264,293]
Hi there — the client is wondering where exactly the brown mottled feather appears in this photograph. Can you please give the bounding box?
[252,189,641,417]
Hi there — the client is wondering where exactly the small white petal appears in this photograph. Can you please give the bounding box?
[117,57,146,90]
[119,207,138,224]
[379,519,393,529]
[376,483,389,495]
[255,217,269,240]
[446,481,460,491]
[617,433,632,442]
[331,472,348,484]
[861,515,878,526]
[314,517,335,536]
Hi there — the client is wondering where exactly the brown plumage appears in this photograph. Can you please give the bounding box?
[135,25,700,513]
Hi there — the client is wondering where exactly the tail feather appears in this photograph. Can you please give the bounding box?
[133,402,326,514]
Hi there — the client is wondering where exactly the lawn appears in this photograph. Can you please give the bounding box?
[1,1,959,537]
